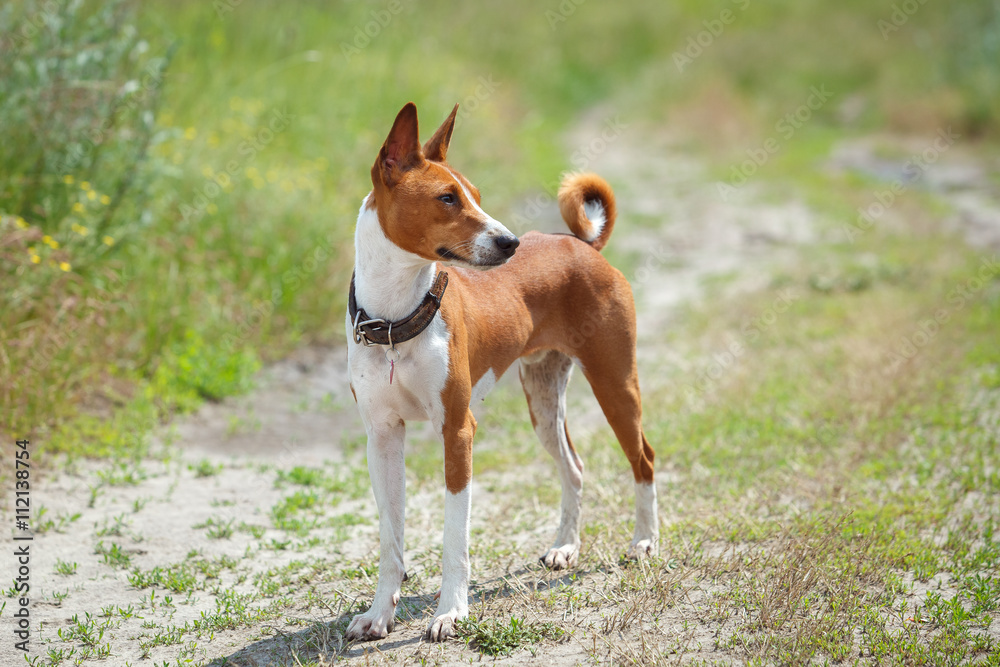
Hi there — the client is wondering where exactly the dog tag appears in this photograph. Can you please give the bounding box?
[385,346,400,385]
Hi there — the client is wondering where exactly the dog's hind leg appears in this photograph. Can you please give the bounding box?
[578,347,659,559]
[519,350,584,570]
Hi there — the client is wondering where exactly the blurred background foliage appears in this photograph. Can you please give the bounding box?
[1,0,998,456]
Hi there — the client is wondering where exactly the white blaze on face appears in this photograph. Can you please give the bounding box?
[446,168,514,265]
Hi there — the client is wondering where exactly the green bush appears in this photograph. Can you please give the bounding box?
[149,330,260,408]
[1,0,174,438]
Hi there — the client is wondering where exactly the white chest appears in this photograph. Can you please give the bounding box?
[346,313,451,426]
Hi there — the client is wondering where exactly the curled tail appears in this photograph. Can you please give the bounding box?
[558,172,617,252]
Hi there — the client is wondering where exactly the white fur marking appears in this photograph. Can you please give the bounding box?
[445,168,489,218]
[471,369,496,403]
[445,168,514,265]
[429,486,471,639]
[582,200,605,242]
[630,481,659,557]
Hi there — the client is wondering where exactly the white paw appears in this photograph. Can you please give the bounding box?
[425,609,463,642]
[346,605,396,641]
[540,544,579,570]
[626,538,658,560]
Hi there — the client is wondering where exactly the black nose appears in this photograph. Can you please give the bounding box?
[495,234,520,258]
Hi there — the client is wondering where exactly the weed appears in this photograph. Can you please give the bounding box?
[458,616,564,657]
[34,508,82,534]
[193,517,236,539]
[95,513,131,538]
[54,559,78,576]
[128,557,238,593]
[95,542,132,569]
[190,458,223,478]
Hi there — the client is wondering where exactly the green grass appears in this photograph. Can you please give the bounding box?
[196,517,236,540]
[53,559,78,576]
[190,458,223,478]
[96,541,133,569]
[457,615,565,657]
[127,553,240,593]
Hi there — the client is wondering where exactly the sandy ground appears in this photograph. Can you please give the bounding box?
[3,121,997,666]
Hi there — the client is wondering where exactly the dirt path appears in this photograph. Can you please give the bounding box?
[5,121,996,666]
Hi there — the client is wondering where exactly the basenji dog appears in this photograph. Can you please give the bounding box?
[345,102,658,642]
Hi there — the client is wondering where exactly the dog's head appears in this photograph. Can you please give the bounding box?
[369,103,518,268]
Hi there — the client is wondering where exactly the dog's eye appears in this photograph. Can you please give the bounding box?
[438,193,456,205]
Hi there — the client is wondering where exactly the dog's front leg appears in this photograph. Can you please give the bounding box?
[426,407,476,641]
[347,418,406,641]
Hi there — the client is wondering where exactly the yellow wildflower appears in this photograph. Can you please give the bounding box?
[72,223,89,236]
[184,127,197,140]
[30,254,40,264]
[265,169,278,183]
[103,235,115,246]
[72,202,85,213]
[80,181,91,191]
[14,216,28,228]
[59,262,71,272]
[206,203,218,215]
[201,165,214,178]
[42,235,59,249]
[87,190,97,201]
[245,166,260,179]
[63,175,75,185]
[100,195,110,205]
[207,133,220,148]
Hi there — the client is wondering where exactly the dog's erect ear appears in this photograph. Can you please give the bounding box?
[423,104,458,163]
[376,102,423,186]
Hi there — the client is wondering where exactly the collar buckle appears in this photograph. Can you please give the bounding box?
[352,311,388,347]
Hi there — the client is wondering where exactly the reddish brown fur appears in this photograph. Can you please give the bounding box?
[439,302,477,493]
[423,104,458,162]
[559,172,617,251]
[371,103,654,492]
[438,233,654,484]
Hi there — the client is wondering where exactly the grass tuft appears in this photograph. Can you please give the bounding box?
[458,615,565,657]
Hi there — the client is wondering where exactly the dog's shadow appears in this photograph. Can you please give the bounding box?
[206,562,603,665]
